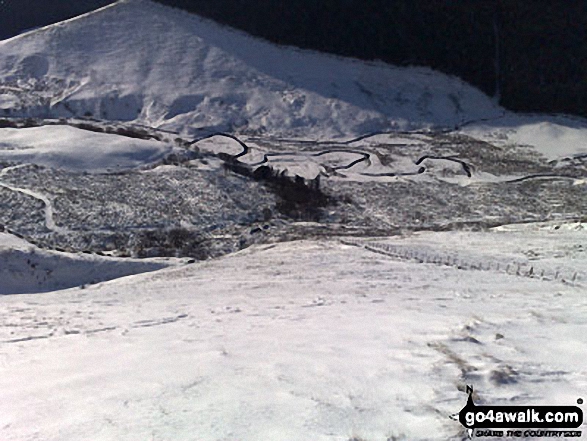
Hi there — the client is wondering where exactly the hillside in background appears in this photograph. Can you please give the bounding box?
[1,0,585,118]
[158,0,587,117]
[0,0,502,138]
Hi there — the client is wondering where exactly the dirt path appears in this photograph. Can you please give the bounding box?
[0,165,67,234]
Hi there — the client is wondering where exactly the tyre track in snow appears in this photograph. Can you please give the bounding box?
[504,174,580,184]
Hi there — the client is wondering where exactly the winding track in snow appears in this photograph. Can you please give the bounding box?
[191,132,476,179]
[191,131,587,183]
[5,119,581,182]
[0,121,583,237]
[0,165,67,234]
[504,174,580,184]
[0,164,32,178]
[415,155,473,177]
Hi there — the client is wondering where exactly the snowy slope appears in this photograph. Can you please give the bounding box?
[0,0,503,139]
[0,225,586,440]
[460,115,587,162]
[0,125,173,172]
[0,232,173,294]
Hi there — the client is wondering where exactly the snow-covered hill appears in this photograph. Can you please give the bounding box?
[0,0,503,139]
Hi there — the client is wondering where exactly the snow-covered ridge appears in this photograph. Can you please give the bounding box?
[0,0,503,139]
[0,231,172,294]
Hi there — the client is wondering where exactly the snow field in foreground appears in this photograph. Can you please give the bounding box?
[0,225,585,440]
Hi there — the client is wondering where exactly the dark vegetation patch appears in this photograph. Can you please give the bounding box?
[131,228,212,259]
[223,160,329,222]
[0,118,18,128]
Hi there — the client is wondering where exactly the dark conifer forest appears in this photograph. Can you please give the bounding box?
[1,0,586,117]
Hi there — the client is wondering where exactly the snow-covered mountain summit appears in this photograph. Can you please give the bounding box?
[0,0,503,138]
